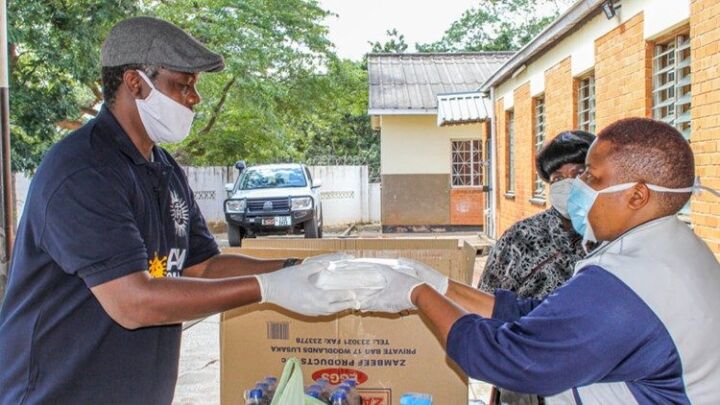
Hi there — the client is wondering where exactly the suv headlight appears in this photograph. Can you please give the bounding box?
[291,197,312,211]
[225,199,246,213]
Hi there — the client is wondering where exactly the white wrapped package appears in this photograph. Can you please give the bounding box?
[309,259,391,290]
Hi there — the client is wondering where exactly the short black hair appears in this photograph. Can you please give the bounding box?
[101,64,160,107]
[536,130,596,182]
[597,117,694,215]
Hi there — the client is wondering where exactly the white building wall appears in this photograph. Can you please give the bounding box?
[369,183,381,223]
[380,115,483,175]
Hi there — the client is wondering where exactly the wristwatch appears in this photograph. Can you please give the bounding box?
[282,257,301,268]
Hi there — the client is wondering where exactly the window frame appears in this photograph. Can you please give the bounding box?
[577,74,596,133]
[450,139,483,188]
[652,32,692,140]
[532,96,547,199]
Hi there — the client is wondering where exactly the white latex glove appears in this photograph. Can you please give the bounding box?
[254,262,357,316]
[356,268,425,313]
[396,258,449,294]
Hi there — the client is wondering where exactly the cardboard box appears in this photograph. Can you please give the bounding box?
[221,239,475,404]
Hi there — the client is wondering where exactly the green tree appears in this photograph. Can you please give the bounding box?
[288,58,380,179]
[8,1,142,172]
[154,0,336,166]
[416,0,573,52]
[369,28,408,53]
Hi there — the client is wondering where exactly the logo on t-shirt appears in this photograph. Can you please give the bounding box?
[148,248,187,278]
[169,190,189,237]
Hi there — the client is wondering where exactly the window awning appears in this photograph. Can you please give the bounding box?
[436,91,491,127]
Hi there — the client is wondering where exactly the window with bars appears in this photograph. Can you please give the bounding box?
[506,111,515,194]
[577,75,596,133]
[533,97,546,198]
[653,33,691,139]
[451,140,482,187]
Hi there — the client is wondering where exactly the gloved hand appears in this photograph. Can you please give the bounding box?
[254,262,357,316]
[356,268,425,313]
[396,258,449,294]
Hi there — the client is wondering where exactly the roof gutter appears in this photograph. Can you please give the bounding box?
[480,0,606,92]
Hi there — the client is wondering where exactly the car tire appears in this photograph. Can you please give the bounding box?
[227,224,243,247]
[304,217,319,239]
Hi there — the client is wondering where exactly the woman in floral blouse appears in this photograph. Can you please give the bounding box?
[479,130,595,405]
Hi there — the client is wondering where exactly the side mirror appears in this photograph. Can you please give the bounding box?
[225,183,234,192]
[234,160,246,173]
[312,179,323,188]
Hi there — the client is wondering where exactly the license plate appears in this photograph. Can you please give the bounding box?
[262,216,291,227]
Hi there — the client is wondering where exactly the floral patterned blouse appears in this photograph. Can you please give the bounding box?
[479,208,586,300]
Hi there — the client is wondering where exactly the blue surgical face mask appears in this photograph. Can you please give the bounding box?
[567,178,695,249]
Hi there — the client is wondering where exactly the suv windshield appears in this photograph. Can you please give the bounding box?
[238,167,307,190]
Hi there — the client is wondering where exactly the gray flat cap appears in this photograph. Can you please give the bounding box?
[101,16,224,73]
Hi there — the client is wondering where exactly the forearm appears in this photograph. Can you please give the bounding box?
[186,253,286,279]
[411,284,469,345]
[445,280,496,318]
[93,273,262,329]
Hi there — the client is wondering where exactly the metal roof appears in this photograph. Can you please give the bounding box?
[436,91,491,126]
[480,0,606,91]
[367,52,513,115]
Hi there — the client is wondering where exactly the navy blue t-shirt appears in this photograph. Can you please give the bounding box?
[0,107,220,404]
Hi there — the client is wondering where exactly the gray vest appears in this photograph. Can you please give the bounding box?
[547,216,720,404]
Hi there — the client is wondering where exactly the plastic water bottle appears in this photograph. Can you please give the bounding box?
[245,388,265,405]
[335,383,361,405]
[313,379,333,402]
[305,385,323,401]
[253,382,272,404]
[399,392,433,405]
[330,389,350,405]
[263,376,277,391]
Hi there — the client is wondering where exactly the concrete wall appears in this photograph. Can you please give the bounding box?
[309,165,370,226]
[490,0,720,257]
[183,166,236,227]
[14,165,380,231]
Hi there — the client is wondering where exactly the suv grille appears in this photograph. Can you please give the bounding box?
[247,198,290,213]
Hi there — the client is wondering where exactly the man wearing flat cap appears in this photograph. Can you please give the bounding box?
[0,17,354,404]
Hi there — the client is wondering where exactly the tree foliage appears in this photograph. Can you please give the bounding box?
[153,0,338,166]
[8,1,142,171]
[369,29,409,54]
[416,0,574,52]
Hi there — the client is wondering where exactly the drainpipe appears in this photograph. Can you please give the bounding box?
[0,0,12,302]
[489,86,498,240]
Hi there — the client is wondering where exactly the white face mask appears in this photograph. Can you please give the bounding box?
[135,70,195,144]
[549,178,574,218]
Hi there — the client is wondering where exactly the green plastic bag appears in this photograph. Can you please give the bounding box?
[271,357,326,405]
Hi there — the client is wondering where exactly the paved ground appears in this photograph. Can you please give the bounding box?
[173,235,492,404]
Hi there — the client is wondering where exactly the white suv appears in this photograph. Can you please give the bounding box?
[224,163,323,246]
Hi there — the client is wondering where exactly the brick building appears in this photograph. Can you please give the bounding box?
[472,0,719,257]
